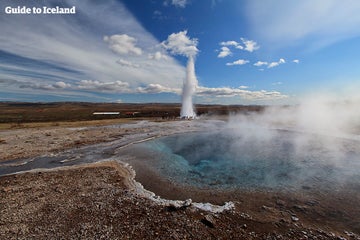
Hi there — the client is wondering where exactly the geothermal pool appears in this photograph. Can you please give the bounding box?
[123,128,360,191]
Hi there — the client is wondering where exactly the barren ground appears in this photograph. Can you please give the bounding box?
[1,161,358,239]
[0,111,359,239]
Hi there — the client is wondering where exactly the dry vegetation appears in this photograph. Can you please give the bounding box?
[0,102,264,125]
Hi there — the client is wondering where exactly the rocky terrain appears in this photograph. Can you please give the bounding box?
[0,119,204,162]
[1,161,358,239]
[0,118,359,239]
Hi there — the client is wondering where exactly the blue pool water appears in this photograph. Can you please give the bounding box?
[129,128,360,191]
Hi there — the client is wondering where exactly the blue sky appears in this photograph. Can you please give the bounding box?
[1,0,360,104]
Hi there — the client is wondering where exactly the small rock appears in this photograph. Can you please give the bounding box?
[337,237,347,240]
[54,187,63,194]
[201,214,215,228]
[279,218,287,223]
[276,199,286,206]
[305,200,319,206]
[293,205,307,213]
[344,231,354,237]
[261,205,274,212]
[2,187,12,193]
[291,216,299,222]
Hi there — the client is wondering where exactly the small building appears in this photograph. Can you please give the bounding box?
[92,112,120,115]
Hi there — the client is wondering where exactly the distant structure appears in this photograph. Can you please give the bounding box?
[92,112,120,115]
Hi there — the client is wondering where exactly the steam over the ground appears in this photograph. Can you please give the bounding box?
[228,94,360,136]
[223,94,360,185]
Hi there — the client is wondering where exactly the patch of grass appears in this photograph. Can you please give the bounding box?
[0,118,136,130]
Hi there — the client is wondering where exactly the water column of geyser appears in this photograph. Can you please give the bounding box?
[162,30,198,119]
[180,55,197,119]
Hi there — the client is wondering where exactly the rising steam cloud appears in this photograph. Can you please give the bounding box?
[181,93,360,189]
[228,93,360,137]
[162,30,198,118]
[224,93,360,187]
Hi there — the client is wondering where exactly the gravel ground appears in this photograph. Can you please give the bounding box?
[1,161,358,239]
[0,119,216,162]
[0,120,359,239]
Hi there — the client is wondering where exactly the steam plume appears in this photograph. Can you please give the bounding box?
[162,30,198,118]
[226,94,360,176]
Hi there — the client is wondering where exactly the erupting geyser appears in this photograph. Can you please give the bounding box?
[162,30,199,119]
[181,56,197,119]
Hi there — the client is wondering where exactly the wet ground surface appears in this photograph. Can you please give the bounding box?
[1,120,360,238]
[0,120,218,175]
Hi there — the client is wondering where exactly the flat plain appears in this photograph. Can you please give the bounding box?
[0,102,359,239]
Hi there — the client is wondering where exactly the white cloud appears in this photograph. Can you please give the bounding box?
[104,34,142,56]
[54,81,71,89]
[218,38,258,56]
[116,59,140,68]
[267,62,279,68]
[245,0,360,49]
[254,61,268,67]
[136,83,181,94]
[268,58,286,68]
[196,86,288,100]
[77,80,131,93]
[148,51,169,60]
[240,38,260,52]
[217,46,232,58]
[164,0,188,8]
[220,41,239,47]
[254,58,286,69]
[293,59,300,63]
[19,81,72,91]
[172,0,188,8]
[162,30,198,57]
[226,59,249,66]
[0,0,186,98]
